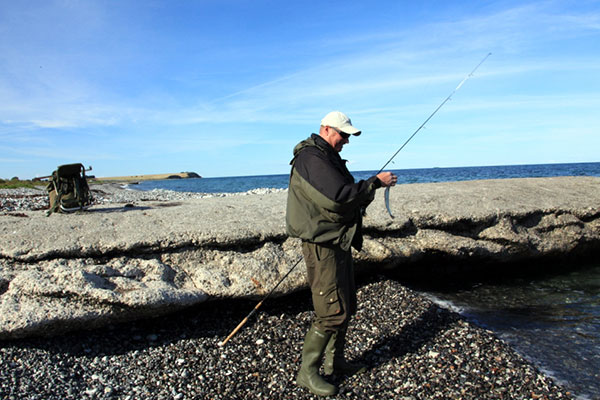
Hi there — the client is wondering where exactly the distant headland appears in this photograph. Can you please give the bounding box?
[94,172,201,182]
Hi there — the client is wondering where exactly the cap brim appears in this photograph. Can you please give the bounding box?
[340,126,361,136]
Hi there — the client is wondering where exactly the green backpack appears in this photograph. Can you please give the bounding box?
[46,163,93,215]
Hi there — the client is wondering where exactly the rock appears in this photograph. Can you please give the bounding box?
[1,176,599,339]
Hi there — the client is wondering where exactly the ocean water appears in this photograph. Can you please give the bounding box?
[416,262,600,400]
[133,162,600,193]
[132,162,600,399]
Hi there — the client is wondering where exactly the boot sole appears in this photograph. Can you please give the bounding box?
[296,374,337,396]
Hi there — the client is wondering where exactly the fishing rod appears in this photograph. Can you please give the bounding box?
[380,53,491,218]
[378,53,491,174]
[33,165,93,181]
[220,54,492,345]
[219,256,303,347]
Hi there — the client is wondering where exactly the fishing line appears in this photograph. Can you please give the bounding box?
[380,53,491,218]
[221,54,492,345]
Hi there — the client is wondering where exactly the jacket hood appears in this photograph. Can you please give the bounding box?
[292,134,330,158]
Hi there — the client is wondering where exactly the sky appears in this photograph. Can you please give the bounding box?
[1,0,599,179]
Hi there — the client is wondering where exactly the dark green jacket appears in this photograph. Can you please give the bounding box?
[286,134,381,251]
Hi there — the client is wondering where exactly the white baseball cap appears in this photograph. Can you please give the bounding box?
[321,111,361,136]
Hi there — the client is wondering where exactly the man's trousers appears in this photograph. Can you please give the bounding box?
[301,241,357,332]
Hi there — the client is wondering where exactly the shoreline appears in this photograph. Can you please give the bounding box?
[93,172,201,182]
[0,183,287,212]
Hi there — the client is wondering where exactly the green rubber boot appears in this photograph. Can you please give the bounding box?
[323,328,367,376]
[296,325,338,397]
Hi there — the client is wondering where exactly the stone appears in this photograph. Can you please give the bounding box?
[1,176,599,339]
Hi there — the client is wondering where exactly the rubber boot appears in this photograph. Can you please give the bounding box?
[323,328,367,376]
[296,325,338,396]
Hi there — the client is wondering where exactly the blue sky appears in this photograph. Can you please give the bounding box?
[1,0,599,179]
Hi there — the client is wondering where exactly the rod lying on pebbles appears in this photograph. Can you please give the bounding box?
[0,276,573,399]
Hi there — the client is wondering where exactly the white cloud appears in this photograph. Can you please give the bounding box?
[1,0,599,178]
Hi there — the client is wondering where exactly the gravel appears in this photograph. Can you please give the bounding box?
[0,184,287,213]
[0,276,574,399]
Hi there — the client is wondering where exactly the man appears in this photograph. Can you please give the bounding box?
[286,111,397,396]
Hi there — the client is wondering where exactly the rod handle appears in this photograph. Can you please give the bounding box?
[219,300,263,347]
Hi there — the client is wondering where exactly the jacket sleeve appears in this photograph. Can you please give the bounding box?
[294,147,381,210]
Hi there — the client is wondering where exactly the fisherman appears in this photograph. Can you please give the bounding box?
[286,111,397,396]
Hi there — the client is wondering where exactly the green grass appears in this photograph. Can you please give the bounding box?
[0,179,47,189]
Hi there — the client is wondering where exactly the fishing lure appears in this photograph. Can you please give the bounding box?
[384,186,394,218]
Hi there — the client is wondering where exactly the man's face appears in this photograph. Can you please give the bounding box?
[322,126,350,152]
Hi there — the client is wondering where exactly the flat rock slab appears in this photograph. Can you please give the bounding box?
[1,176,599,339]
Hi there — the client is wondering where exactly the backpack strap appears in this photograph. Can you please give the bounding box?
[46,173,62,216]
[73,176,83,210]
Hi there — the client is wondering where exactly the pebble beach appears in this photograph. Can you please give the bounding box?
[0,185,577,399]
[0,184,287,213]
[0,276,574,400]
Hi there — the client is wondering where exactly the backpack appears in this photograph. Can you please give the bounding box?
[46,163,93,215]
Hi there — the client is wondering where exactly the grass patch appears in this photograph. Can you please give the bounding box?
[0,179,46,189]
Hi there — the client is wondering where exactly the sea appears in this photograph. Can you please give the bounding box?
[132,162,600,399]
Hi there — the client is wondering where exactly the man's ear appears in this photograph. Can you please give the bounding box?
[318,125,329,138]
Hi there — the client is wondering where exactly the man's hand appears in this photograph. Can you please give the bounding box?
[377,172,397,187]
